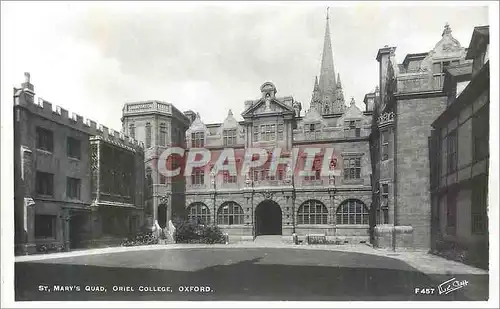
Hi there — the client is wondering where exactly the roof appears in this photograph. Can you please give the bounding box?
[376,46,396,61]
[443,62,473,89]
[466,26,489,59]
[432,61,489,128]
[446,61,473,77]
[402,52,428,66]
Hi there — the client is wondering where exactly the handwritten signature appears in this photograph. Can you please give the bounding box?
[438,278,469,295]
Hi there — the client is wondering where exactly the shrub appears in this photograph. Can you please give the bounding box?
[433,239,489,270]
[175,220,225,244]
[174,220,199,243]
[200,225,225,244]
[121,230,159,247]
[36,243,65,253]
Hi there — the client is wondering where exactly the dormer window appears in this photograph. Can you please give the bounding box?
[344,120,361,138]
[305,123,317,133]
[260,124,275,141]
[191,132,205,148]
[253,125,259,142]
[277,123,284,140]
[223,129,237,146]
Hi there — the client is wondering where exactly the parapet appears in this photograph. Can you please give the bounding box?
[14,86,144,152]
[122,100,191,126]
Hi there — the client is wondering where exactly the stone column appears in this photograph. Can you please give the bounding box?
[21,146,36,254]
[62,209,71,251]
[24,198,36,254]
[90,208,101,246]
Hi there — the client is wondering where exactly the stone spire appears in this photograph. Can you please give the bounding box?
[311,76,322,112]
[318,8,336,96]
[336,73,342,88]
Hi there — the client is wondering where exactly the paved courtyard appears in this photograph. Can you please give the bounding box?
[15,244,489,301]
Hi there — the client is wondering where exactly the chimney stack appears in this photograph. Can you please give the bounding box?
[21,72,35,104]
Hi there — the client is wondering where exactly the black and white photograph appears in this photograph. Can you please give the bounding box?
[1,1,498,307]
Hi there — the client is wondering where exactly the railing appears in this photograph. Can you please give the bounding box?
[306,234,327,244]
[156,102,171,113]
[253,179,288,187]
[301,179,324,186]
[125,101,171,113]
[126,102,154,112]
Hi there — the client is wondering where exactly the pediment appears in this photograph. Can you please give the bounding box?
[186,113,207,133]
[222,109,239,128]
[430,26,466,60]
[302,106,325,125]
[241,97,294,117]
[341,103,363,121]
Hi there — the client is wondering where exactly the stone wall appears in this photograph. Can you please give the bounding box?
[395,95,448,249]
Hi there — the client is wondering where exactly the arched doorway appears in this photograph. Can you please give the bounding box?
[255,200,282,236]
[158,204,167,228]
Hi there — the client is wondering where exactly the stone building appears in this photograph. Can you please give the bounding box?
[14,74,145,255]
[429,26,489,268]
[181,13,373,242]
[368,24,473,250]
[121,100,191,231]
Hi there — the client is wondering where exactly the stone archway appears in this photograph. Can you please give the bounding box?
[255,200,282,236]
[158,204,167,228]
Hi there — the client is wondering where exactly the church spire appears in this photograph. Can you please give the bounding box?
[314,76,319,91]
[318,7,336,96]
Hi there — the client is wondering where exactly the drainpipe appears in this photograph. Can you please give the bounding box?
[392,103,398,252]
[251,179,255,239]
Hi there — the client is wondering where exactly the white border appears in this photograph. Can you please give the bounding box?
[1,1,498,308]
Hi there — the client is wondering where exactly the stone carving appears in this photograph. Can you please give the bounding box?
[293,101,302,117]
[284,167,293,184]
[261,190,273,200]
[245,174,252,187]
[378,112,395,127]
[265,94,271,111]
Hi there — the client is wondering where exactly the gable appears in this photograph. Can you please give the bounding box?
[241,98,294,117]
[342,103,363,120]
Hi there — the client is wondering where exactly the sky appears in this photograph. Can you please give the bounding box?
[1,2,490,130]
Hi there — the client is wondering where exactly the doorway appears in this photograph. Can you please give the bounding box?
[158,204,167,229]
[69,212,87,249]
[255,200,282,236]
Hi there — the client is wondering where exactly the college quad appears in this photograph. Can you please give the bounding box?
[13,15,490,270]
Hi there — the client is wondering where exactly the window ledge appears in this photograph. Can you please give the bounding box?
[296,224,331,228]
[335,224,369,229]
[36,149,52,155]
[342,179,364,185]
[68,156,81,161]
[36,194,54,199]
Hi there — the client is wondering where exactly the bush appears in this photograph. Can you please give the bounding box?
[36,243,65,253]
[175,220,225,244]
[121,230,159,247]
[200,225,225,244]
[433,239,489,270]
